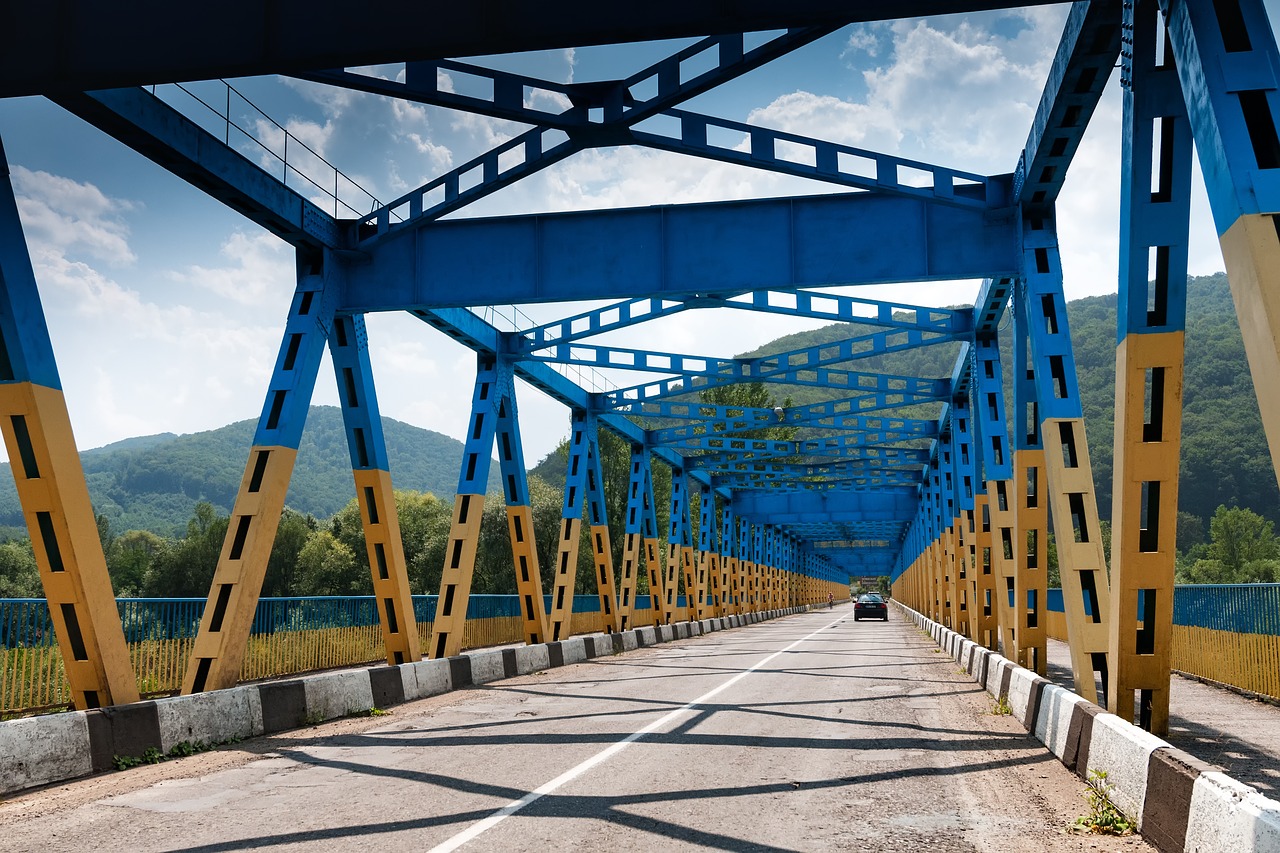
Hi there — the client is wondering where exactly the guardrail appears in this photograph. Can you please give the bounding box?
[1044,584,1280,700]
[0,594,668,717]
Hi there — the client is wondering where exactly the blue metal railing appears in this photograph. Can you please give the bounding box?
[0,593,656,649]
[1043,584,1280,636]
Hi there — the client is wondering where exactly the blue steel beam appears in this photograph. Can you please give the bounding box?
[698,456,928,477]
[342,190,1021,310]
[664,418,939,458]
[54,89,340,251]
[649,392,949,445]
[689,443,932,469]
[572,349,947,399]
[0,1,1065,98]
[331,28,841,242]
[731,489,918,525]
[633,108,1002,211]
[298,28,836,135]
[516,290,969,353]
[357,106,1001,242]
[1015,0,1124,209]
[603,327,965,408]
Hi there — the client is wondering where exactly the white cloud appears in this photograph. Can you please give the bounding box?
[168,231,294,307]
[12,166,137,266]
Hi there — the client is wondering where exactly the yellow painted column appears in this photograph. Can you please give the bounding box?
[1108,333,1184,732]
[353,468,421,664]
[1014,449,1048,675]
[972,493,998,650]
[430,493,484,659]
[507,505,549,645]
[0,386,139,708]
[617,531,642,630]
[548,516,582,643]
[1042,418,1111,703]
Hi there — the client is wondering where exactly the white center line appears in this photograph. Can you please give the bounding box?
[427,611,848,853]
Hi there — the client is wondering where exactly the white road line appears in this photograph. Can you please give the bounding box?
[427,610,848,853]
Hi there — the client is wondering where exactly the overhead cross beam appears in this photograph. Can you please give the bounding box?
[0,1,1064,98]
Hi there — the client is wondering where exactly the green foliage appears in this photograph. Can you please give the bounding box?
[992,694,1012,716]
[0,540,40,598]
[1178,505,1279,583]
[1075,770,1134,836]
[113,747,164,770]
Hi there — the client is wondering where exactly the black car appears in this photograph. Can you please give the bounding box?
[853,593,888,621]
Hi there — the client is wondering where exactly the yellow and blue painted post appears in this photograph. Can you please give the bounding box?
[0,138,138,709]
[185,252,334,694]
[583,417,621,633]
[973,326,1012,651]
[429,357,499,658]
[549,409,589,642]
[1012,298,1049,675]
[748,522,763,612]
[722,500,740,614]
[431,352,549,656]
[1163,0,1280,490]
[739,517,754,612]
[950,383,977,638]
[616,443,655,629]
[696,483,718,618]
[329,312,421,665]
[1020,223,1110,698]
[664,465,693,622]
[491,355,549,647]
[1109,0,1194,734]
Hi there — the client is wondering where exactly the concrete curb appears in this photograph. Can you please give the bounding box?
[1,605,810,796]
[896,601,1280,853]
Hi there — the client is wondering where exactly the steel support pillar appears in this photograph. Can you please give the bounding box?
[1163,0,1280,500]
[185,251,332,693]
[1020,223,1110,701]
[697,483,719,617]
[548,410,589,642]
[1109,0,1194,734]
[0,138,138,708]
[330,313,421,665]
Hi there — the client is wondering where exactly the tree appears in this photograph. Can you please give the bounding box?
[142,502,228,597]
[0,539,41,597]
[1177,505,1278,583]
[108,529,166,597]
[294,530,362,595]
[262,509,317,597]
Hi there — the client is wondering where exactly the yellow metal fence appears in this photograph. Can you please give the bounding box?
[1,597,638,717]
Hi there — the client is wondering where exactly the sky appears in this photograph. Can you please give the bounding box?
[0,4,1270,471]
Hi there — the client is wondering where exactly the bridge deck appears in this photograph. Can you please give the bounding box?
[0,607,1149,852]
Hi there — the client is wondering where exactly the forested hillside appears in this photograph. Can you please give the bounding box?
[0,407,499,536]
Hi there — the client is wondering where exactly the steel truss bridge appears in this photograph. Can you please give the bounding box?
[0,0,1276,738]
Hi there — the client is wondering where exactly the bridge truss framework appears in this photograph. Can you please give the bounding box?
[1,0,1277,736]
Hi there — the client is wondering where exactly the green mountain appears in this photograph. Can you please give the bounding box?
[0,407,499,536]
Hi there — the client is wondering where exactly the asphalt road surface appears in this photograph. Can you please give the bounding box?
[1,606,1152,852]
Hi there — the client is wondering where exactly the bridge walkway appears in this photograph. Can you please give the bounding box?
[1043,638,1280,800]
[0,607,1149,852]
